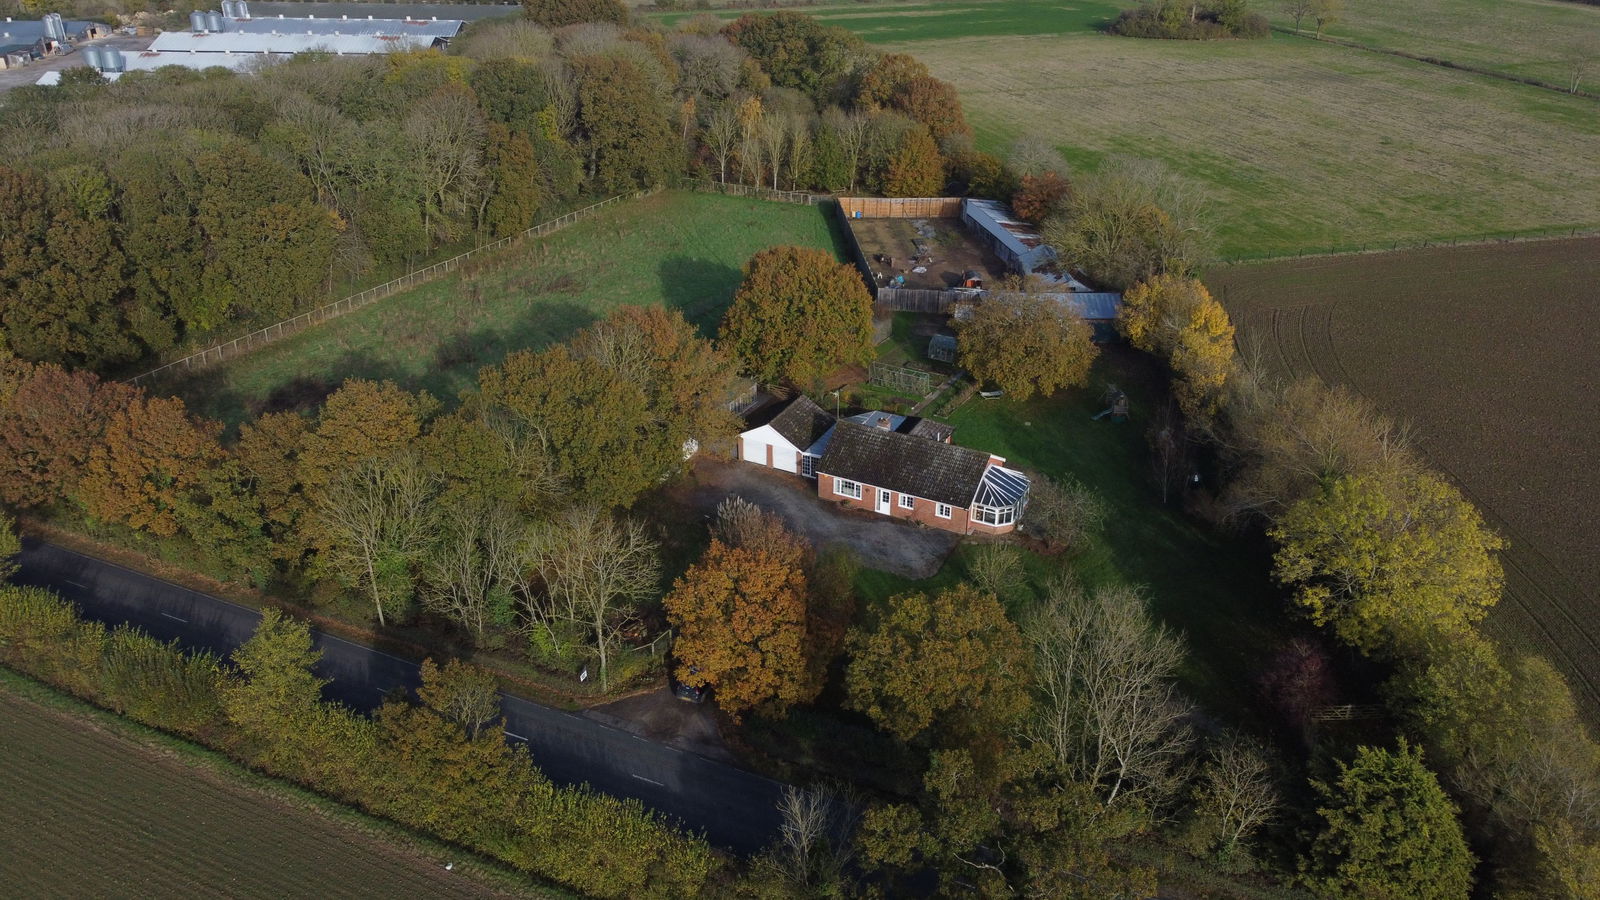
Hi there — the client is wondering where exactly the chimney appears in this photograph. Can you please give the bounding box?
[876,416,892,431]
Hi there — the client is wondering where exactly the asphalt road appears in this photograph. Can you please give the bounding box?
[11,539,785,855]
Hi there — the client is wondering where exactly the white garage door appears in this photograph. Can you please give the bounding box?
[741,435,768,464]
[772,445,798,473]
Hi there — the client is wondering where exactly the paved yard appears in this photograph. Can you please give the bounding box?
[682,458,960,579]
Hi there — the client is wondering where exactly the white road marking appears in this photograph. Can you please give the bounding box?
[503,731,529,742]
[631,774,665,787]
[159,612,188,623]
[64,580,87,588]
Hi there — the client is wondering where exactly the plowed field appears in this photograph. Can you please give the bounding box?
[1207,238,1600,712]
[0,686,518,897]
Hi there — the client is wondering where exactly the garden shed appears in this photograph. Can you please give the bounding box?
[961,199,1058,274]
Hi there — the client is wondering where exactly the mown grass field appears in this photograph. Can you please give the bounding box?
[0,677,533,898]
[1267,0,1600,87]
[655,0,1600,258]
[897,31,1600,258]
[1207,237,1600,715]
[174,191,844,429]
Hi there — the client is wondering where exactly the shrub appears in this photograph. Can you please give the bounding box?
[1109,0,1269,39]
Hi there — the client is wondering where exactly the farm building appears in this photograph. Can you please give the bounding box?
[817,420,1029,535]
[739,396,1024,535]
[962,199,1058,275]
[0,13,110,66]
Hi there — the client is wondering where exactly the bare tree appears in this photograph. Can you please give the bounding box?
[1311,0,1342,37]
[759,115,787,190]
[1566,38,1597,95]
[704,101,741,184]
[1283,0,1315,32]
[418,658,502,741]
[1021,473,1106,551]
[522,506,660,690]
[783,112,815,191]
[1025,580,1194,808]
[403,85,488,240]
[418,497,525,638]
[967,543,1028,605]
[822,107,870,192]
[312,453,437,627]
[668,33,745,101]
[763,783,860,892]
[1007,133,1070,177]
[1192,731,1279,859]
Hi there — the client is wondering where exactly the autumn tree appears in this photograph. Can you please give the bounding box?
[958,292,1098,400]
[520,506,659,690]
[79,395,223,538]
[236,410,311,562]
[521,0,627,28]
[846,584,1029,743]
[720,246,874,388]
[1270,471,1504,654]
[1120,274,1236,421]
[1011,171,1072,223]
[897,76,971,143]
[1024,580,1194,809]
[882,126,944,197]
[0,512,18,582]
[223,609,330,770]
[481,122,542,238]
[0,360,135,508]
[311,453,438,627]
[722,12,865,105]
[417,657,502,740]
[298,379,436,501]
[666,539,817,721]
[1301,741,1474,899]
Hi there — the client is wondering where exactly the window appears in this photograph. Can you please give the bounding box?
[899,493,914,510]
[936,503,952,519]
[835,478,862,500]
[801,455,815,478]
[975,505,1016,526]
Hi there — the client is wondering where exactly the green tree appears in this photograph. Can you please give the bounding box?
[481,122,542,238]
[521,0,627,28]
[0,511,18,582]
[846,584,1030,743]
[224,609,331,769]
[722,12,865,105]
[1301,741,1474,899]
[1270,471,1504,654]
[571,54,680,192]
[957,292,1098,400]
[311,453,438,628]
[665,539,817,721]
[720,245,873,387]
[416,657,503,740]
[1041,158,1210,290]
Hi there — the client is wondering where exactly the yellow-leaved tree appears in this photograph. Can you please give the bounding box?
[1269,471,1504,655]
[957,292,1097,401]
[1119,274,1236,421]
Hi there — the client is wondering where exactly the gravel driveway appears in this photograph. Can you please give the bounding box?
[683,459,960,579]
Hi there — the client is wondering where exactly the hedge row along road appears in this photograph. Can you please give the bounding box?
[10,540,785,855]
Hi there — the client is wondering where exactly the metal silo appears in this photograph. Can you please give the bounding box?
[190,10,207,32]
[206,11,223,32]
[82,45,101,69]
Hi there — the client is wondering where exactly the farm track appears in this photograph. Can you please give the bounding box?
[1209,240,1600,717]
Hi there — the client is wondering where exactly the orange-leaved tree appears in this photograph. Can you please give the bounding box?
[665,539,818,721]
[80,394,223,537]
[958,292,1097,401]
[0,358,135,508]
[720,245,873,388]
[882,125,944,197]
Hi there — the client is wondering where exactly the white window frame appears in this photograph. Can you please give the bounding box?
[801,455,816,478]
[834,478,862,500]
[899,493,914,510]
[975,504,1015,526]
[935,502,952,519]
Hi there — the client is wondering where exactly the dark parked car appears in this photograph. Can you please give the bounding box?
[670,666,707,703]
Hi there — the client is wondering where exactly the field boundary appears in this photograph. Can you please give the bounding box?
[1217,226,1600,266]
[127,190,655,389]
[1272,25,1599,100]
[685,178,827,206]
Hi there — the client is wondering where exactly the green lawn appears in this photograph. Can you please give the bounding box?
[653,0,1126,42]
[1267,0,1600,87]
[175,191,845,429]
[854,347,1292,723]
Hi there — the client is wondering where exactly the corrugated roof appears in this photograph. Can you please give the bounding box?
[818,421,993,508]
[38,52,276,83]
[1061,292,1123,321]
[963,199,1056,264]
[224,15,463,38]
[150,29,436,53]
[0,19,103,42]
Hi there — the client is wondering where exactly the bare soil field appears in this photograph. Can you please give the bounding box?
[847,216,1006,290]
[1206,238,1600,710]
[897,33,1600,258]
[0,685,520,897]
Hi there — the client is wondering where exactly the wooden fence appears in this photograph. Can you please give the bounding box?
[868,361,937,396]
[127,191,653,388]
[688,179,824,206]
[838,196,962,219]
[875,288,965,314]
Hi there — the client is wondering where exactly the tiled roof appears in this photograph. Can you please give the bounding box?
[907,419,954,443]
[818,421,992,508]
[767,395,836,450]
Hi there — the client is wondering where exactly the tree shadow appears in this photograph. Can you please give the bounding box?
[656,256,744,335]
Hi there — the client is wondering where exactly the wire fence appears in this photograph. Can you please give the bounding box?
[127,191,653,388]
[686,179,825,206]
[867,361,937,396]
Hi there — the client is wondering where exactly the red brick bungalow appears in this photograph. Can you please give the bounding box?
[815,419,1030,535]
